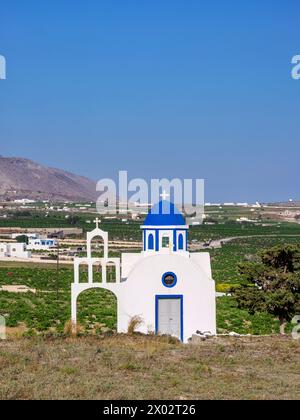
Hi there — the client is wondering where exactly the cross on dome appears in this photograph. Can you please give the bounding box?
[160,190,170,201]
[94,217,100,229]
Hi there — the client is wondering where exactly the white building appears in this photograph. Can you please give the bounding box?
[236,217,257,223]
[0,243,31,259]
[27,238,58,251]
[14,199,36,204]
[71,199,216,343]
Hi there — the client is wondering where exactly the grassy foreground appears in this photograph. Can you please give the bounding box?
[0,334,299,400]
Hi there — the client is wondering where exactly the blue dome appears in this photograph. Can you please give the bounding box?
[143,200,186,226]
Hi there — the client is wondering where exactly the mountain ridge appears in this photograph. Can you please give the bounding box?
[0,156,98,201]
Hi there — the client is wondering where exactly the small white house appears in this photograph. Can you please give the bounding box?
[27,238,58,251]
[0,243,31,259]
[71,199,216,342]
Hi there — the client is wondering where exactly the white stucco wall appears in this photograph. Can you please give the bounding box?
[117,252,216,342]
[190,253,212,278]
[121,253,143,279]
[71,215,217,344]
[0,243,7,257]
[72,251,216,343]
[0,243,31,258]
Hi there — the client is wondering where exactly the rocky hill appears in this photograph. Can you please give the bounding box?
[0,156,97,201]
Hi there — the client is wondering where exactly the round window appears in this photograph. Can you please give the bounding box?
[162,272,177,288]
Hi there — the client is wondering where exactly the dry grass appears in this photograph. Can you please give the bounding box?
[127,315,144,335]
[63,320,85,337]
[0,334,299,400]
[5,323,28,340]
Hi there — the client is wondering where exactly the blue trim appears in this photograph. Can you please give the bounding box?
[141,227,189,253]
[142,227,188,230]
[155,295,184,342]
[148,233,154,250]
[178,233,184,250]
[173,229,177,252]
[155,229,159,251]
[162,271,177,288]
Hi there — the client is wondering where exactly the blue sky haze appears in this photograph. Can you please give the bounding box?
[0,0,299,202]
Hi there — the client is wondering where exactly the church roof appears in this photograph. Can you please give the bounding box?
[143,200,186,226]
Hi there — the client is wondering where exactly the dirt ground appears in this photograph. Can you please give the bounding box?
[0,285,36,293]
[0,334,299,400]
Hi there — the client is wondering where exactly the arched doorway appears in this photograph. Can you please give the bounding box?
[76,288,117,333]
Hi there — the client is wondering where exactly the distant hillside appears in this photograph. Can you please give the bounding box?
[0,156,98,202]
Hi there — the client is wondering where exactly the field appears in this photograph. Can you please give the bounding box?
[210,235,300,284]
[2,206,300,242]
[0,211,142,241]
[1,233,299,336]
[1,205,300,336]
[0,334,299,400]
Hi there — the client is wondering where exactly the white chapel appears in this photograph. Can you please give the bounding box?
[71,198,216,342]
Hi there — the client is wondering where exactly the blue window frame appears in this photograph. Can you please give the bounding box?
[155,295,184,342]
[178,233,184,250]
[162,271,177,288]
[148,233,154,250]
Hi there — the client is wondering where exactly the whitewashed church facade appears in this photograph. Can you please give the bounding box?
[71,199,216,342]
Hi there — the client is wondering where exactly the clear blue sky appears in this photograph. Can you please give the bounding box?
[0,0,299,202]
